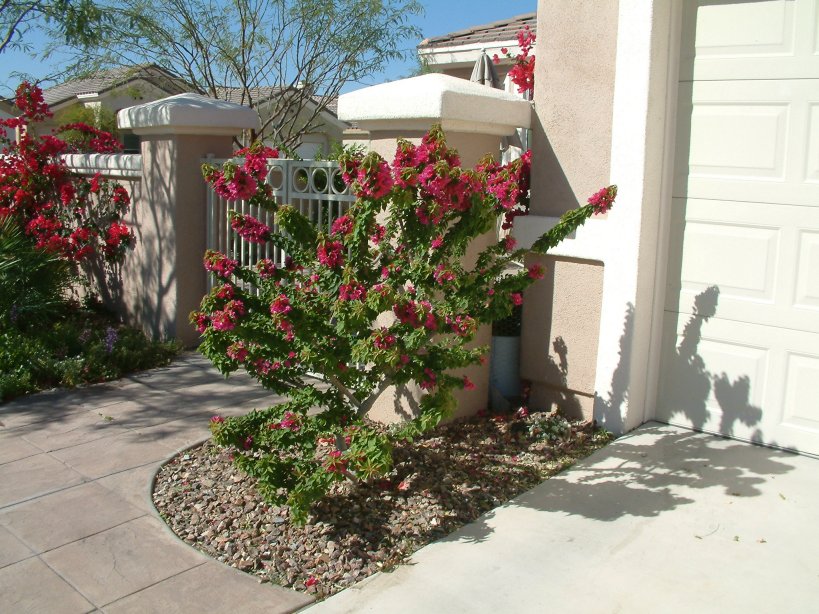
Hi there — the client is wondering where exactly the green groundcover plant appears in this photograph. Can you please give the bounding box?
[195,127,616,522]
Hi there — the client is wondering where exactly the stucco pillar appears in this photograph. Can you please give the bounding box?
[338,73,532,422]
[117,94,259,346]
[513,0,620,421]
[522,0,679,432]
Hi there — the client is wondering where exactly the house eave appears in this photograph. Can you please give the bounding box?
[418,40,523,69]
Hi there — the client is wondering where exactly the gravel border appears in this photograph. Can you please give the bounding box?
[153,411,611,600]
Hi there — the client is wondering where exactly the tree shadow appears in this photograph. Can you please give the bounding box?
[430,282,798,545]
[445,422,798,545]
[0,353,279,432]
[530,336,584,418]
[595,303,635,434]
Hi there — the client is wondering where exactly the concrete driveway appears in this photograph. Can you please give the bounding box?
[305,423,819,614]
[2,353,817,613]
[0,353,311,614]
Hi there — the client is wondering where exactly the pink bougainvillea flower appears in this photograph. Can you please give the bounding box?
[270,294,292,315]
[316,240,345,268]
[339,282,367,301]
[528,264,545,279]
[331,214,354,236]
[511,293,523,306]
[204,250,239,279]
[230,213,271,244]
[588,185,618,215]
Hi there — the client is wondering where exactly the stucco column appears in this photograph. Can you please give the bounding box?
[117,94,259,346]
[522,0,679,432]
[338,73,532,422]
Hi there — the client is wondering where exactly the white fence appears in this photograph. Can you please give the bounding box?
[205,159,355,290]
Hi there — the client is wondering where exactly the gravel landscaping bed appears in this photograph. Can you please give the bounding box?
[153,411,612,600]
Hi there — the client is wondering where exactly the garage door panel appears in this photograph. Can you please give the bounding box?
[782,353,819,432]
[795,230,819,310]
[808,104,819,183]
[660,0,819,457]
[675,80,819,206]
[680,0,819,80]
[664,199,818,334]
[657,313,819,454]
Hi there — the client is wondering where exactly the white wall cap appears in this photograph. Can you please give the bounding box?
[117,93,260,136]
[62,153,142,178]
[338,73,531,136]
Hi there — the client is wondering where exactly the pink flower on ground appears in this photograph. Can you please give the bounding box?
[305,577,318,588]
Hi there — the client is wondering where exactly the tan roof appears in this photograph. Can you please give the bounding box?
[42,65,190,107]
[418,12,536,50]
[42,68,341,121]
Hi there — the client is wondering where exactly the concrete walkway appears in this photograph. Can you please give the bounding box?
[2,355,818,613]
[0,353,312,614]
[306,423,819,614]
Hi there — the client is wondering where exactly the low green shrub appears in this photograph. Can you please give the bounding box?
[0,306,180,402]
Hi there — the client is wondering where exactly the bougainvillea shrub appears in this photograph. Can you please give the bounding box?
[195,127,616,522]
[0,82,134,328]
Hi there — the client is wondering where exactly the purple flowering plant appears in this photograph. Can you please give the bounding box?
[193,126,616,522]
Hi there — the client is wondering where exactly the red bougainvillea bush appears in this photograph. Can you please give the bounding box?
[195,126,616,522]
[0,82,134,316]
[494,25,536,96]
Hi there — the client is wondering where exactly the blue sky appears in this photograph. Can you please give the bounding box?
[0,0,536,96]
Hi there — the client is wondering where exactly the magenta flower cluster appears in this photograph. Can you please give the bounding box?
[230,213,271,244]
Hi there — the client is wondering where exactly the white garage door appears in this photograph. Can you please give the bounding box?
[656,0,819,456]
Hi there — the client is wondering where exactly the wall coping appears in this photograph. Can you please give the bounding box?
[338,73,531,136]
[62,153,142,178]
[117,93,260,136]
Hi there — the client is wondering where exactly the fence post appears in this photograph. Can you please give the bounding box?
[117,94,259,346]
[338,73,532,422]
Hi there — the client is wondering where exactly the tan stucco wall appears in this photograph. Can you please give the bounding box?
[522,0,620,419]
[521,255,604,419]
[530,0,618,215]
